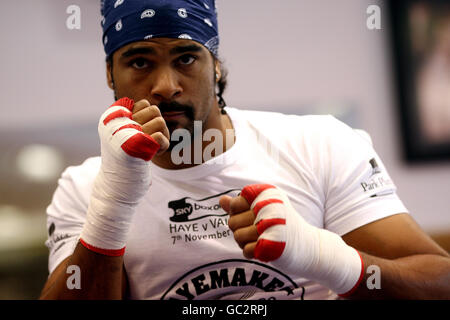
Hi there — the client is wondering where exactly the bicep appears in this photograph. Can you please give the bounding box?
[342,213,449,259]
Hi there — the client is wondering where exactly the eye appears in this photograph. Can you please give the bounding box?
[130,58,149,69]
[177,54,196,66]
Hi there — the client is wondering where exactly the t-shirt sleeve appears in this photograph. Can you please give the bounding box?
[321,116,408,236]
[44,158,98,275]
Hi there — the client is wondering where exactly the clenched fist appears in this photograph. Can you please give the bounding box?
[220,183,364,296]
[131,99,170,156]
[219,184,287,262]
[79,97,169,256]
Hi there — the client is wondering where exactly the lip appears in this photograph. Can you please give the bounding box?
[162,111,185,120]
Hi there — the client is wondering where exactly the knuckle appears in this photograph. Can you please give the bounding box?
[234,228,251,248]
[143,118,166,135]
[152,132,169,149]
[246,211,256,224]
[135,99,150,107]
[141,99,151,107]
[145,116,165,131]
[233,229,243,243]
[154,116,166,127]
[131,113,140,122]
[148,105,162,117]
[243,245,254,259]
[230,204,241,215]
[151,131,165,142]
[136,98,150,105]
[228,217,237,231]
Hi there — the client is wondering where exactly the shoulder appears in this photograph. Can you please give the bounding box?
[227,107,367,148]
[227,107,334,127]
[227,107,345,132]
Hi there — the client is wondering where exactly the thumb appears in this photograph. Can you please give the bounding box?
[219,195,232,214]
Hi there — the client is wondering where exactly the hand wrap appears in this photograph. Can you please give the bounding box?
[79,98,160,256]
[241,184,364,296]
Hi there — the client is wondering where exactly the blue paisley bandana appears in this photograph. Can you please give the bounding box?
[101,0,219,59]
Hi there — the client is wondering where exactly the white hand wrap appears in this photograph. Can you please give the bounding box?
[79,98,160,256]
[240,184,364,296]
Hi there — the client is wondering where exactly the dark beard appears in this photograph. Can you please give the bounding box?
[158,101,196,151]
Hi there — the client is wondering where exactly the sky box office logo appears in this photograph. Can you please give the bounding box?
[168,189,240,222]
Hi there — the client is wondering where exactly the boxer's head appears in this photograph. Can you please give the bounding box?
[101,0,227,136]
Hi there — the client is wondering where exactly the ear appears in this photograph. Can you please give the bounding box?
[106,61,114,90]
[214,60,221,83]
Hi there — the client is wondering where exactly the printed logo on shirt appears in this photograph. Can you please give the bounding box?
[45,222,76,255]
[168,189,240,222]
[167,189,240,246]
[360,158,395,197]
[160,259,304,300]
[369,158,381,177]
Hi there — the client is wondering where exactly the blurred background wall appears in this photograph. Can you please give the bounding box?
[0,0,448,299]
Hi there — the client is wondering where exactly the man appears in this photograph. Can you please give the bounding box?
[40,0,449,300]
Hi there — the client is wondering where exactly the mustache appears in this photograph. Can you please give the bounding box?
[158,101,194,118]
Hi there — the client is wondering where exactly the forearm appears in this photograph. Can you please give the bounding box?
[39,242,124,300]
[41,98,163,300]
[346,251,450,299]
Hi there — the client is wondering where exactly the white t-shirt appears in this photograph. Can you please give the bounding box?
[45,107,408,300]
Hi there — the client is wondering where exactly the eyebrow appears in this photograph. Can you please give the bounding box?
[169,44,203,55]
[121,46,155,58]
[121,44,203,59]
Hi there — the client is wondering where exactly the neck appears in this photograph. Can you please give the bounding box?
[151,104,234,170]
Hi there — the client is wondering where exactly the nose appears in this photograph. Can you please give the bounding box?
[150,68,183,103]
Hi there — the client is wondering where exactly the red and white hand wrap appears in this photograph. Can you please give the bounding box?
[241,184,364,296]
[79,98,160,256]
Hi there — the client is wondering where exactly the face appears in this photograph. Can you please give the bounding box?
[107,38,221,140]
